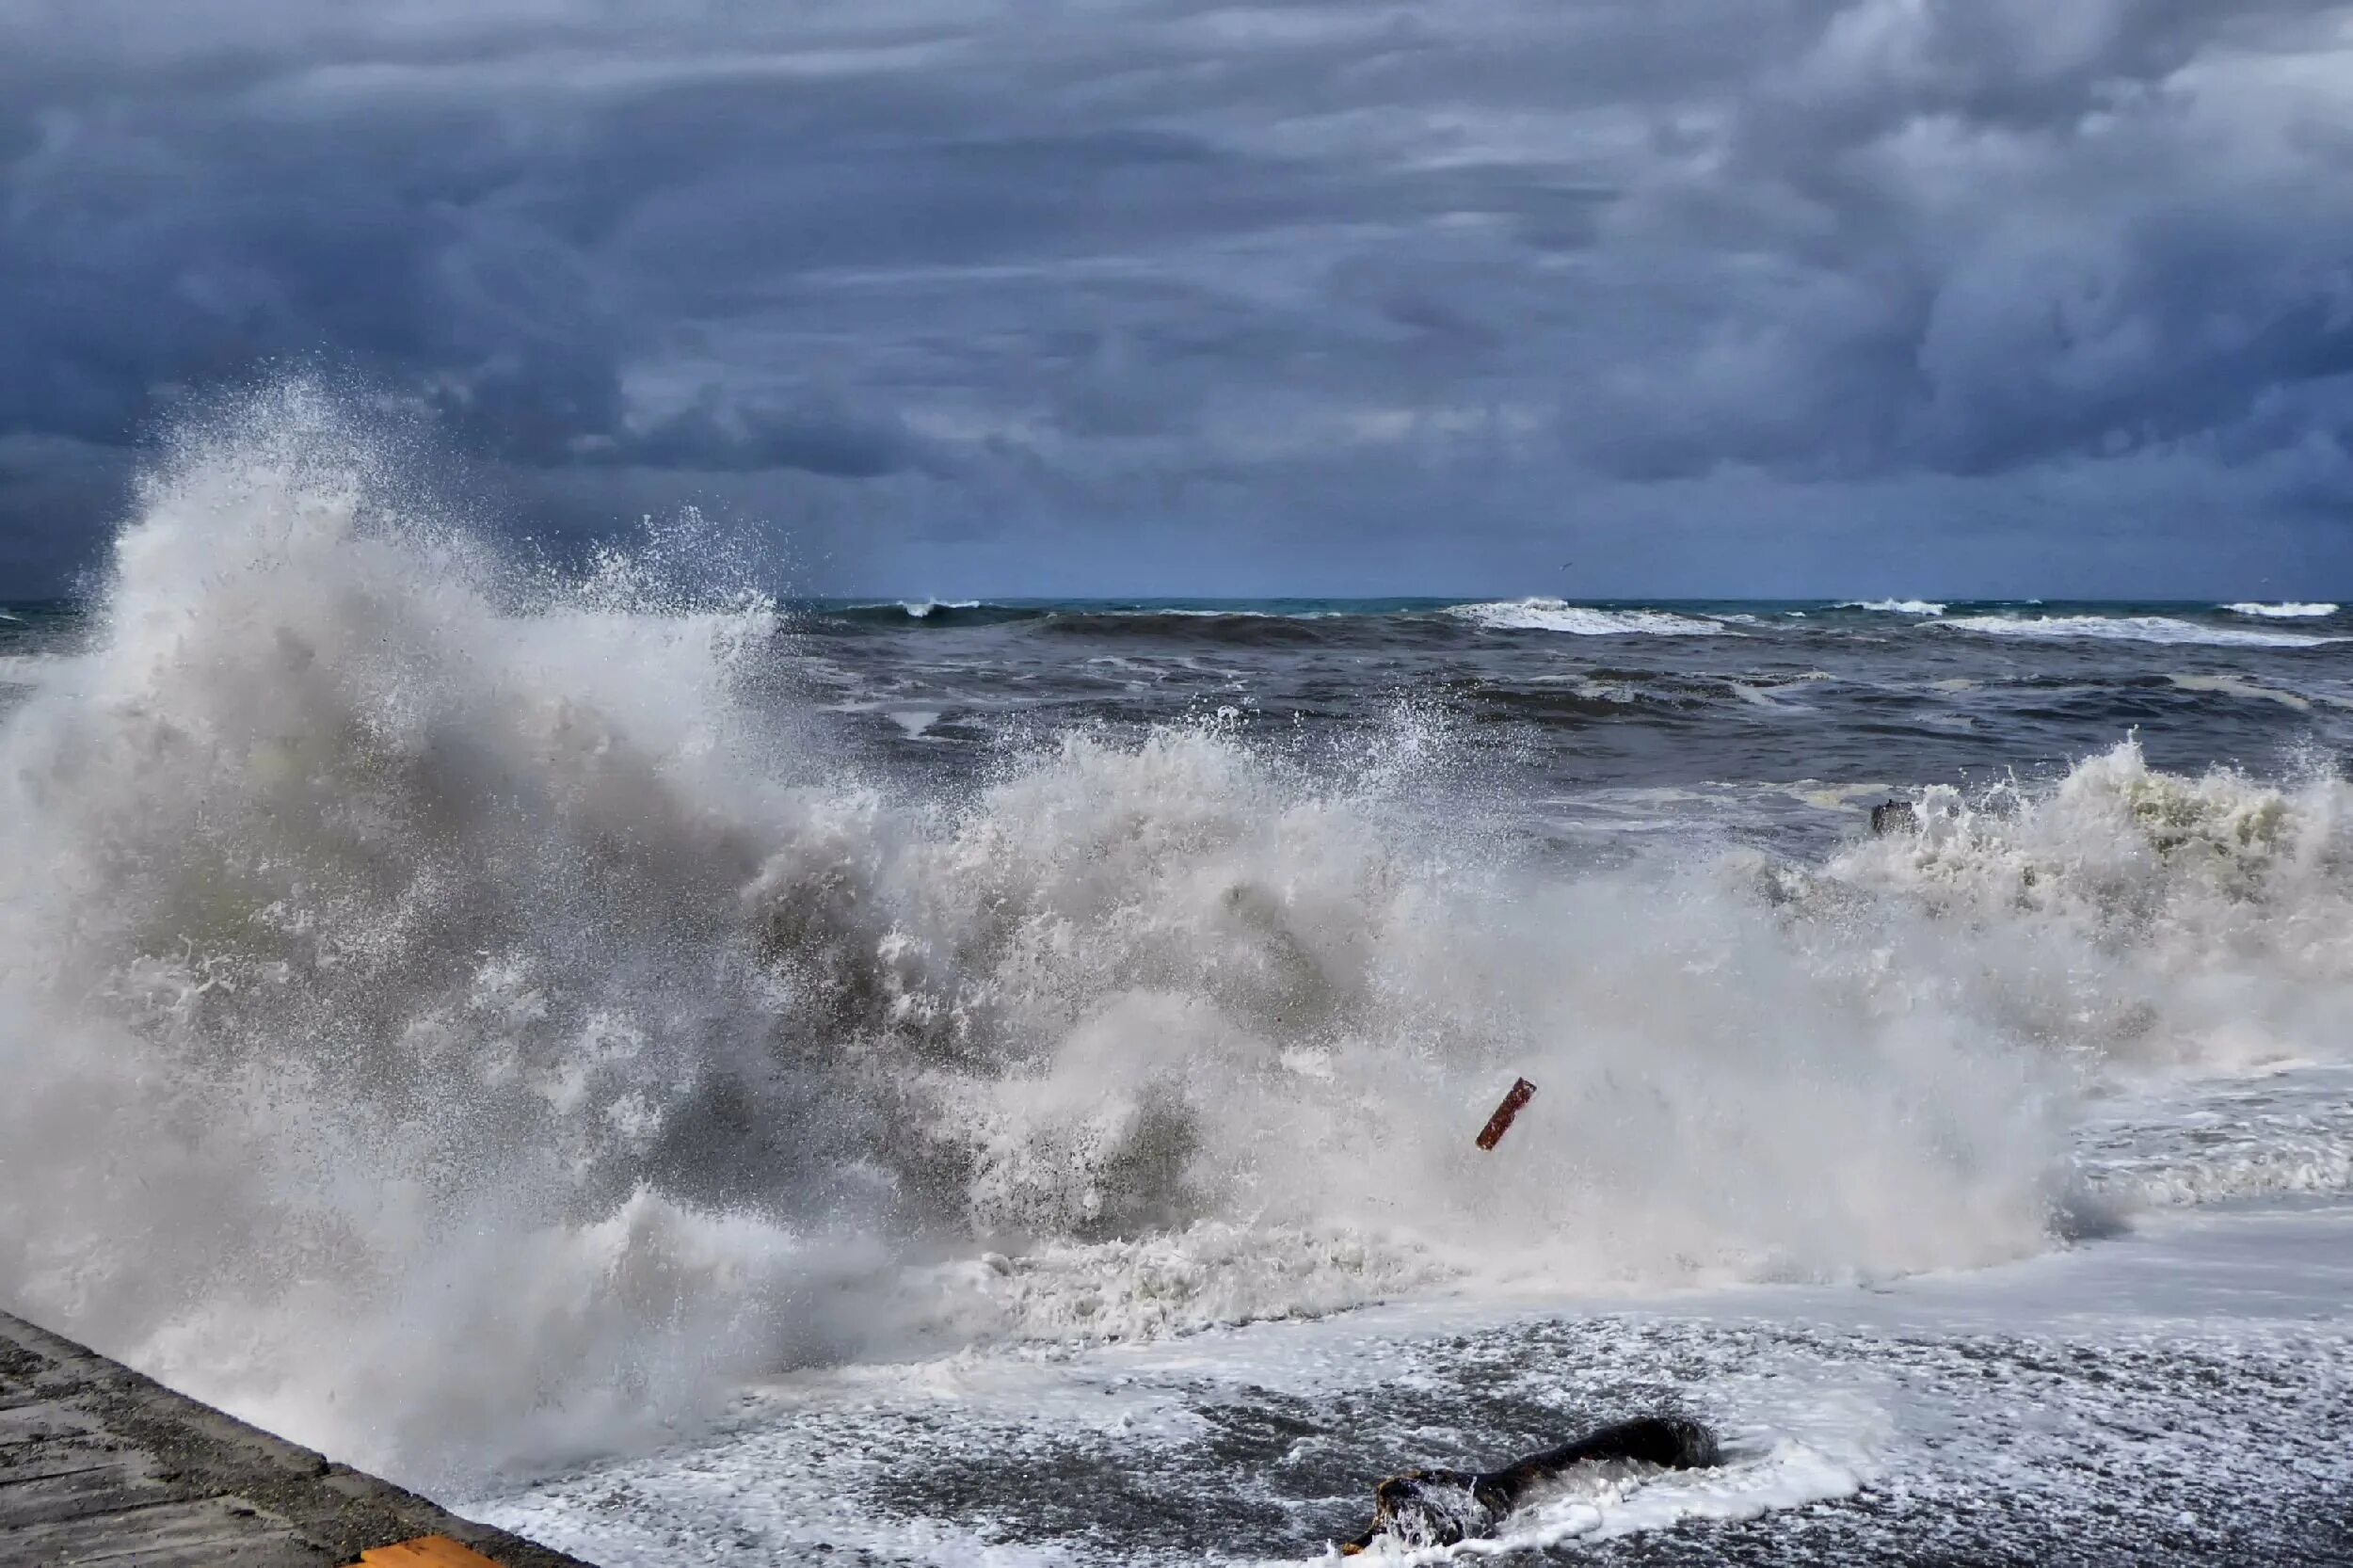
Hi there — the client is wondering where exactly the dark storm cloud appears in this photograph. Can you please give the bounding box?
[1,0,2350,592]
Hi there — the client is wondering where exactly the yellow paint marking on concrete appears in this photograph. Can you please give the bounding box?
[358,1536,507,1567]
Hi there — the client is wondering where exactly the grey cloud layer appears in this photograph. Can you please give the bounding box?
[2,0,2350,590]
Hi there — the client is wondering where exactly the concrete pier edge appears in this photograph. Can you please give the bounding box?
[0,1308,597,1567]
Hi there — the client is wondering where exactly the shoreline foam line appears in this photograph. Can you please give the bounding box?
[0,1309,596,1568]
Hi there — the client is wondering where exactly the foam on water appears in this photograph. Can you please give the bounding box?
[476,1294,1891,1567]
[478,1197,2353,1566]
[2077,1063,2353,1207]
[2167,672,2315,711]
[4,389,2351,1507]
[1933,613,2344,648]
[1441,600,1727,636]
[890,708,945,739]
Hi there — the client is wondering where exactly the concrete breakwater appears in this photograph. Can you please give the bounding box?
[0,1310,595,1567]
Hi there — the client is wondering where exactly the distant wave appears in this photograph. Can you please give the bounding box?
[1934,614,2345,648]
[900,598,980,619]
[824,601,1369,645]
[1149,606,1350,619]
[826,597,1739,645]
[732,597,2353,651]
[2222,601,2339,619]
[825,600,1046,628]
[1042,610,1337,646]
[1836,599,1945,616]
[1444,599,1727,636]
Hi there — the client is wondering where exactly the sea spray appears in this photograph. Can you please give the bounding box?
[2,389,2344,1494]
[0,387,860,1481]
[1829,740,2353,1068]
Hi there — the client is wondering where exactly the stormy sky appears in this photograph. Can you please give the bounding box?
[3,1,2351,597]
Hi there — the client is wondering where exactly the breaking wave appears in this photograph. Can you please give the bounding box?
[1836,599,1945,616]
[1933,614,2344,648]
[2,389,2348,1493]
[1040,608,1337,645]
[1829,740,2353,1073]
[1443,599,1727,635]
[2223,601,2339,619]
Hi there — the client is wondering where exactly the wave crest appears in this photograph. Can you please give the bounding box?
[1933,614,2344,648]
[1835,599,1945,616]
[1444,599,1728,635]
[2223,601,2338,618]
[1833,739,2353,1067]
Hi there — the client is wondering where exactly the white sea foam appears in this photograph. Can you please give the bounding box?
[2074,1064,2353,1208]
[480,1200,2353,1566]
[1933,613,2344,648]
[1415,1436,1869,1563]
[5,387,2350,1498]
[889,708,944,739]
[2222,600,2338,618]
[1443,599,1726,635]
[1829,741,2353,1082]
[1835,599,1945,616]
[900,598,981,617]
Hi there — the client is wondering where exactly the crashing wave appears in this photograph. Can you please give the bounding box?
[1831,739,2353,1068]
[4,387,2348,1491]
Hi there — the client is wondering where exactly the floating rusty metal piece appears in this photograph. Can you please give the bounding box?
[1475,1077,1537,1150]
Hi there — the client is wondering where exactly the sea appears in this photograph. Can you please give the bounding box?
[1,408,2348,1565]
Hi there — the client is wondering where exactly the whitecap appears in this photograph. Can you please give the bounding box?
[2222,601,2338,619]
[888,708,943,739]
[1835,599,1945,616]
[1932,614,2343,648]
[1444,599,1727,635]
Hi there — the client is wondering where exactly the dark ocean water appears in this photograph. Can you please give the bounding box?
[760,596,2353,854]
[18,593,2349,809]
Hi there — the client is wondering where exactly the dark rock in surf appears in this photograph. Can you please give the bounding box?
[1339,1415,1721,1554]
[1870,799,1917,837]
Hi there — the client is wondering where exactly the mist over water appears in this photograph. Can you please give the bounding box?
[2,390,2349,1500]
